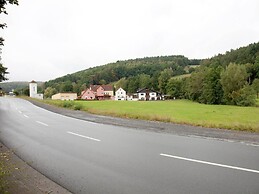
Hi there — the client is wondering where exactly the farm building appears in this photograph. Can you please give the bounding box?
[52,93,77,101]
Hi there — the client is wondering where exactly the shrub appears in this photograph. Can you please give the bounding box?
[62,100,74,108]
[233,85,256,106]
[73,104,83,110]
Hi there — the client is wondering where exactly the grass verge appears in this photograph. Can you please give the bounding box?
[0,152,10,194]
[26,97,259,133]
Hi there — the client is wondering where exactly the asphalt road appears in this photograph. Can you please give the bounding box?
[0,97,259,194]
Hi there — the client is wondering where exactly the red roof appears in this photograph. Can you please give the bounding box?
[89,85,100,92]
[90,84,113,92]
[101,85,113,91]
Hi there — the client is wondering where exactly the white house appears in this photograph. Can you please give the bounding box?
[136,88,163,101]
[115,87,127,100]
[29,80,43,100]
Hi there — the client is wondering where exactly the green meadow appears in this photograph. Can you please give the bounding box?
[42,99,259,132]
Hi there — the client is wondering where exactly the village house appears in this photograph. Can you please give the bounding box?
[115,87,127,100]
[136,88,163,101]
[80,88,96,100]
[52,93,77,101]
[80,84,114,100]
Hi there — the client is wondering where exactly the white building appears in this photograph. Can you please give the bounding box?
[52,93,77,101]
[115,87,127,100]
[136,88,163,101]
[29,80,43,100]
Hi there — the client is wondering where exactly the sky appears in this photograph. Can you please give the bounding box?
[1,0,259,82]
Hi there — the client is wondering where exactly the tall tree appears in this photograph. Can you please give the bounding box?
[0,63,8,81]
[187,67,206,101]
[252,79,259,98]
[0,0,19,82]
[158,68,173,94]
[200,66,223,104]
[44,87,57,99]
[166,78,185,99]
[138,74,152,89]
[220,63,249,104]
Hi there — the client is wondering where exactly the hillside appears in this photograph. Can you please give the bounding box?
[0,82,29,93]
[201,42,259,67]
[43,42,259,103]
[45,55,201,94]
[0,81,44,93]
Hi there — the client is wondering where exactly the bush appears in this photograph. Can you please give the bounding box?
[232,85,256,106]
[73,104,83,110]
[62,100,74,108]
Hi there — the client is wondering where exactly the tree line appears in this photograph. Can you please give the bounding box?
[169,62,259,106]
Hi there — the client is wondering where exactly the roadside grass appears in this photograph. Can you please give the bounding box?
[39,99,259,132]
[0,153,10,194]
[256,98,259,107]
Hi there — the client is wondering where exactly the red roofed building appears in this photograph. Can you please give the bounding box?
[80,85,114,100]
[80,88,96,100]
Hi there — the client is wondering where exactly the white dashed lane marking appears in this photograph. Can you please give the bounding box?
[36,121,49,127]
[67,131,101,142]
[23,114,29,118]
[160,153,259,174]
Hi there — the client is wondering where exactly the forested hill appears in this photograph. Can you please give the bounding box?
[0,81,44,94]
[44,43,259,104]
[45,55,200,93]
[0,82,29,93]
[201,42,259,67]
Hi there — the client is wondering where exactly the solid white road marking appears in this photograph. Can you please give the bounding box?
[18,111,22,114]
[36,121,49,127]
[160,153,259,174]
[67,131,101,142]
[23,114,29,118]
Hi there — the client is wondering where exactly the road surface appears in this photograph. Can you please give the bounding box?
[0,97,259,194]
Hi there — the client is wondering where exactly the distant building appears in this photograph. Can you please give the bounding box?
[80,88,96,100]
[79,85,114,100]
[51,93,77,101]
[136,88,163,101]
[29,80,43,100]
[115,87,127,100]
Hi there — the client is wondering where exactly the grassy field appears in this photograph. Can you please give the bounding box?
[41,99,259,132]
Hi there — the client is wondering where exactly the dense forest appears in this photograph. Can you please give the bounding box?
[173,42,259,106]
[10,42,259,106]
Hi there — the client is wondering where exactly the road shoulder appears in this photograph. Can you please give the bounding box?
[0,142,71,194]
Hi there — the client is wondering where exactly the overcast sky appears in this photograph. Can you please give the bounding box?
[1,0,259,82]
